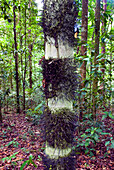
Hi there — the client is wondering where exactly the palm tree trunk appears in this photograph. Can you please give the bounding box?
[41,0,79,169]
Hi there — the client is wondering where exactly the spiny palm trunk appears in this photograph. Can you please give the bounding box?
[41,0,79,169]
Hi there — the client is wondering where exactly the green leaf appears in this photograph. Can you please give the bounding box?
[76,152,80,155]
[85,139,90,147]
[79,61,83,68]
[96,128,102,133]
[111,140,114,149]
[31,160,37,167]
[94,133,99,141]
[1,157,9,162]
[5,141,13,146]
[91,130,95,135]
[109,113,114,119]
[102,114,107,120]
[89,151,94,156]
[85,148,89,154]
[101,132,109,135]
[1,152,18,162]
[105,141,110,146]
[81,133,86,138]
[34,103,43,111]
[20,160,29,170]
[85,129,90,132]
[38,155,41,159]
[29,154,33,161]
[10,152,19,158]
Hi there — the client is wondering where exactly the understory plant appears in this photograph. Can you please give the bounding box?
[75,112,114,157]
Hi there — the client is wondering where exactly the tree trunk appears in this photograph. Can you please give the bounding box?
[28,0,32,90]
[0,79,2,123]
[109,21,113,113]
[101,0,107,107]
[29,44,33,89]
[0,99,2,123]
[41,0,79,169]
[13,3,20,114]
[23,4,27,114]
[92,0,100,119]
[101,0,107,54]
[80,0,88,120]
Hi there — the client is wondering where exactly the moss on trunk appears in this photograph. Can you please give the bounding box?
[42,58,80,100]
[41,107,78,149]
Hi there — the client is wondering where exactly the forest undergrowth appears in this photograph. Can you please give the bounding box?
[0,109,113,170]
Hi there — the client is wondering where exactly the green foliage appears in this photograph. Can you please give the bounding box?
[102,111,114,120]
[0,0,113,116]
[34,101,44,112]
[5,138,20,148]
[20,154,37,170]
[76,125,100,156]
[1,152,19,162]
[25,100,44,125]
[75,112,113,157]
[1,153,38,169]
[0,0,44,113]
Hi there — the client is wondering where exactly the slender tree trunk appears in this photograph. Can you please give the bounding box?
[3,67,6,113]
[13,3,20,113]
[100,0,107,107]
[23,4,27,114]
[41,0,79,169]
[110,21,113,113]
[0,99,2,123]
[28,0,32,90]
[101,0,107,54]
[0,79,2,123]
[19,2,24,96]
[92,0,100,119]
[10,65,13,90]
[29,44,32,89]
[89,30,95,114]
[80,0,88,120]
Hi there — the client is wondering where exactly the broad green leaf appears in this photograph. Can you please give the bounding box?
[31,160,37,167]
[20,160,29,170]
[29,154,33,161]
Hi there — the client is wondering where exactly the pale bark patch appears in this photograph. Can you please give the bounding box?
[45,143,72,159]
[45,37,73,59]
[48,97,73,112]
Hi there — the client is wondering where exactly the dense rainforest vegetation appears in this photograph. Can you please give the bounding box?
[0,0,114,169]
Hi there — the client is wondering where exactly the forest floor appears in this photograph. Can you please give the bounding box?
[0,109,113,170]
